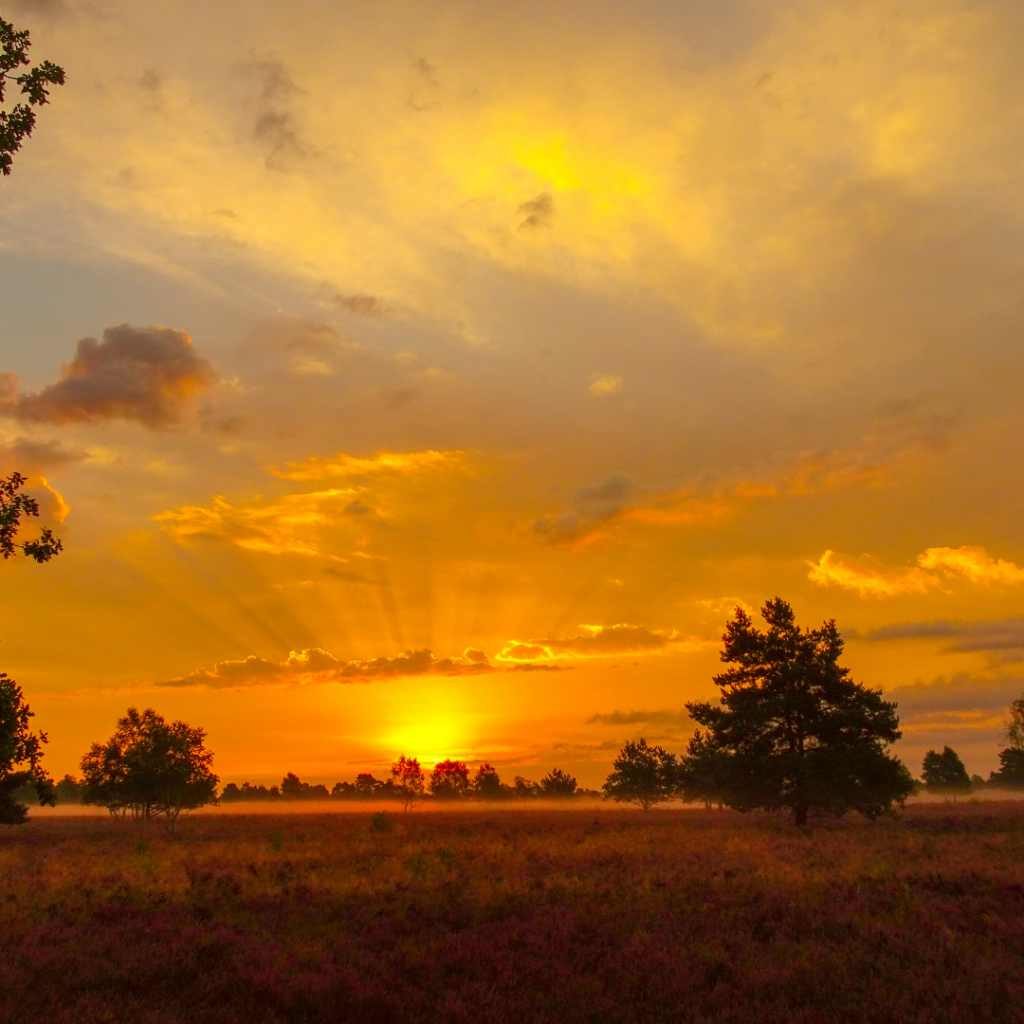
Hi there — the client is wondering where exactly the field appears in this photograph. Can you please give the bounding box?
[2,804,1024,1024]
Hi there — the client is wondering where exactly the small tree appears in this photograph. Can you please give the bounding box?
[80,707,218,826]
[1,473,62,563]
[0,672,54,823]
[353,772,380,798]
[473,762,507,801]
[1,17,65,175]
[540,767,578,798]
[603,738,678,811]
[922,747,971,799]
[513,775,540,799]
[391,754,425,810]
[430,759,470,800]
[686,599,913,825]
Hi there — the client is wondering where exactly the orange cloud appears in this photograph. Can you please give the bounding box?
[159,646,496,689]
[917,546,1024,585]
[155,489,360,557]
[497,623,698,662]
[271,449,465,481]
[808,545,1024,597]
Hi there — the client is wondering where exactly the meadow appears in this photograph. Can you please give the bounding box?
[2,803,1023,1024]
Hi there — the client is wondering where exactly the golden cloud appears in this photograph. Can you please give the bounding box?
[154,489,359,557]
[809,545,1024,598]
[497,623,698,662]
[270,449,466,482]
[917,546,1024,586]
[159,646,496,688]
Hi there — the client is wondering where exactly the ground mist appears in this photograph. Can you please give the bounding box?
[2,803,1023,1023]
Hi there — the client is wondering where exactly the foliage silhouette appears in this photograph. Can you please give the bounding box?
[391,754,425,810]
[540,767,578,798]
[922,747,972,798]
[603,738,678,811]
[0,672,54,823]
[1,472,62,562]
[684,598,913,825]
[678,729,730,809]
[473,763,509,800]
[430,759,470,800]
[81,707,218,825]
[989,748,1024,789]
[0,17,65,175]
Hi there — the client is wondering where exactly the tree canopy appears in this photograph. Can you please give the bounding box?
[921,746,971,797]
[80,707,218,824]
[429,759,470,800]
[391,754,425,810]
[0,672,54,824]
[684,598,913,825]
[0,16,65,175]
[603,738,678,811]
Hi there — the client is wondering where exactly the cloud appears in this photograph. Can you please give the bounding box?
[159,646,496,688]
[518,192,554,230]
[588,374,622,396]
[918,546,1024,585]
[155,489,359,557]
[6,325,216,429]
[318,286,387,316]
[885,672,1024,725]
[242,54,312,169]
[809,545,1024,598]
[586,708,691,727]
[0,437,85,477]
[271,448,465,482]
[807,550,936,598]
[497,623,697,661]
[864,617,1024,662]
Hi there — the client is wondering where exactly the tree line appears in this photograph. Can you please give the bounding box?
[4,472,1024,828]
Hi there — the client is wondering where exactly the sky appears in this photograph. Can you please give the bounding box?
[2,0,1023,788]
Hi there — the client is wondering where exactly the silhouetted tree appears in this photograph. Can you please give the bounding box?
[922,747,971,798]
[354,772,380,798]
[81,707,218,825]
[686,599,913,825]
[1,472,62,563]
[430,759,470,800]
[391,754,425,810]
[0,672,54,823]
[989,748,1024,789]
[603,738,678,811]
[473,763,509,801]
[54,773,83,804]
[678,729,730,809]
[540,767,578,798]
[1007,696,1024,752]
[513,775,541,799]
[0,17,65,176]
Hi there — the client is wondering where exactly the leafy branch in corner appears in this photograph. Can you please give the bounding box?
[0,16,65,176]
[1,472,62,562]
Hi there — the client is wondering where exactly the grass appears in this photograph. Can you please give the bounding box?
[2,803,1024,1023]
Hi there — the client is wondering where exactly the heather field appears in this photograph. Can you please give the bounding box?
[3,805,1024,1024]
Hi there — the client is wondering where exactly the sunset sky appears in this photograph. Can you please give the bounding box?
[2,0,1023,788]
